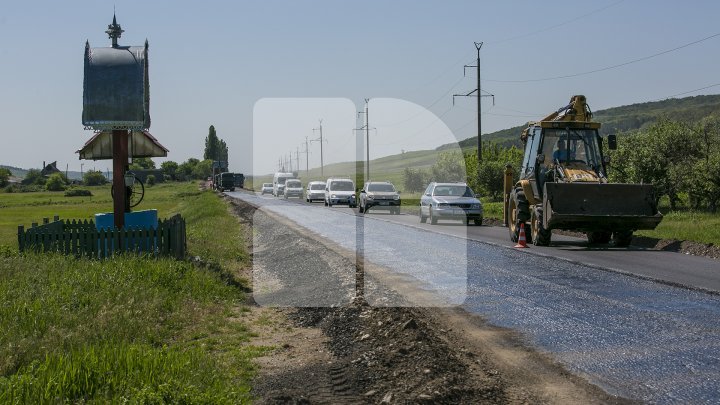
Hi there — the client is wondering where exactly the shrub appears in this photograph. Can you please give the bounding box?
[146,175,156,187]
[45,173,67,191]
[64,189,93,197]
[83,170,107,186]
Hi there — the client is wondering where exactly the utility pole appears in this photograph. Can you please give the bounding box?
[355,99,375,181]
[311,119,327,177]
[295,147,300,175]
[453,42,494,175]
[302,136,310,174]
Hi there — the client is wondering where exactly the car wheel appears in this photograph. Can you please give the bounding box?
[430,208,437,225]
[324,200,328,206]
[419,208,427,223]
[474,217,482,226]
[612,230,633,247]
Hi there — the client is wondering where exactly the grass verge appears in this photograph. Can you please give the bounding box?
[0,182,265,403]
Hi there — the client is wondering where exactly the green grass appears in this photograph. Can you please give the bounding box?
[637,210,720,244]
[0,182,266,403]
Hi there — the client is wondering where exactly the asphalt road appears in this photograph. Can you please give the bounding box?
[244,191,720,294]
[227,190,720,403]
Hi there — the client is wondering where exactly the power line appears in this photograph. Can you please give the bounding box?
[485,0,625,46]
[653,83,720,101]
[487,32,720,83]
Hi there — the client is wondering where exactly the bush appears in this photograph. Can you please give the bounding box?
[45,173,66,191]
[146,175,156,187]
[64,189,93,197]
[83,170,107,186]
[3,184,43,193]
[0,168,10,187]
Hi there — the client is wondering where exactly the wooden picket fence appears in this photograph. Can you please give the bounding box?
[17,215,186,259]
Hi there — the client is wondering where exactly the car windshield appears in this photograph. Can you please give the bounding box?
[263,183,272,187]
[433,185,474,197]
[310,184,325,190]
[331,181,354,191]
[368,183,395,192]
[278,177,289,185]
[287,181,301,188]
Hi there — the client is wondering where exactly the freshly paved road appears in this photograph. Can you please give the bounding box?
[227,190,720,403]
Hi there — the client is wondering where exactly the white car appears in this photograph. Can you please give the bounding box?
[261,183,273,195]
[324,178,357,208]
[305,181,326,202]
[284,179,303,198]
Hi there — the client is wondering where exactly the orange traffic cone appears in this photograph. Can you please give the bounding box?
[514,223,529,248]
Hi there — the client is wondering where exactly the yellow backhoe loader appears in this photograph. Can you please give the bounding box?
[504,95,663,246]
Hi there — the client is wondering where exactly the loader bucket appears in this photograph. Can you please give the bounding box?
[543,183,663,231]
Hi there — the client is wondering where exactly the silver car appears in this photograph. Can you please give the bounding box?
[261,183,273,195]
[305,181,326,203]
[284,179,303,199]
[359,181,401,214]
[419,182,483,225]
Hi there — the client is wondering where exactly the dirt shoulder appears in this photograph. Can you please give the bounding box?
[227,196,634,404]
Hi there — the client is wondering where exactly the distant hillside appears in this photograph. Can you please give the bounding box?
[448,94,720,150]
[0,165,28,178]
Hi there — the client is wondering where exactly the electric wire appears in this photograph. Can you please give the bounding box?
[485,0,625,46]
[486,32,720,83]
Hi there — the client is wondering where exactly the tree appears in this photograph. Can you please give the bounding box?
[403,167,430,193]
[160,161,179,180]
[22,169,45,185]
[219,139,228,162]
[0,168,10,187]
[177,158,200,181]
[204,125,220,161]
[129,157,156,170]
[430,151,466,183]
[45,173,66,191]
[83,169,107,186]
[192,159,213,179]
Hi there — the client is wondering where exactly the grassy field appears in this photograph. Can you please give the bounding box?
[0,182,265,403]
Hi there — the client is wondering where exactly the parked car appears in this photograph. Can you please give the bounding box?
[324,178,357,207]
[284,179,303,199]
[261,183,273,195]
[419,182,483,225]
[359,181,401,214]
[305,181,326,202]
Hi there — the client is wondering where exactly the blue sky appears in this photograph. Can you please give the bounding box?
[1,0,719,175]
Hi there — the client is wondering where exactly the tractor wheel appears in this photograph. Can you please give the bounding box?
[508,191,519,242]
[612,230,633,247]
[587,231,612,244]
[531,208,551,246]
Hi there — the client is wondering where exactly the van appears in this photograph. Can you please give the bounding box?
[272,172,294,197]
[324,178,356,207]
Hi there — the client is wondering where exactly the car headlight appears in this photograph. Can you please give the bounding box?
[471,203,481,209]
[331,194,336,198]
[437,203,448,207]
[351,194,355,199]
[367,195,374,200]
[393,195,399,200]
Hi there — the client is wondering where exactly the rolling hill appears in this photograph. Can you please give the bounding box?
[449,94,720,150]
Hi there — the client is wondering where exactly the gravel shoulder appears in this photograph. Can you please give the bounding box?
[228,196,635,404]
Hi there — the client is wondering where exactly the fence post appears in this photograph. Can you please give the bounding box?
[17,225,24,252]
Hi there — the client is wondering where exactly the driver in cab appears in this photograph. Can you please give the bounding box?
[552,139,575,162]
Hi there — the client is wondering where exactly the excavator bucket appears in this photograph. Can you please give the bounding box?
[543,183,663,231]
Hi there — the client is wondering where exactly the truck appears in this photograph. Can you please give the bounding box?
[216,172,235,192]
[504,95,663,247]
[233,173,245,189]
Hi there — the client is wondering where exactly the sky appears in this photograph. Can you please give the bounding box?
[1,0,719,176]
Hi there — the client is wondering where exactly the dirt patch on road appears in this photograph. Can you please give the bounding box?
[227,196,633,404]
